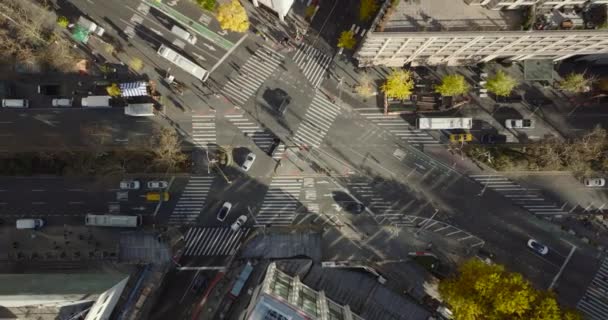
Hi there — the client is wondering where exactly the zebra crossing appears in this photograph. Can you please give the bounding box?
[182,227,250,256]
[470,175,567,216]
[272,143,286,160]
[168,176,214,224]
[225,113,278,153]
[222,46,284,105]
[255,177,303,225]
[192,114,216,147]
[359,112,440,146]
[293,93,341,148]
[292,43,332,88]
[577,257,608,320]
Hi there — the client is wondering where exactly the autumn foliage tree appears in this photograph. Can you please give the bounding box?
[337,30,356,50]
[216,0,249,33]
[435,74,469,96]
[359,0,378,22]
[439,259,581,320]
[485,70,518,97]
[381,69,414,100]
[558,73,592,94]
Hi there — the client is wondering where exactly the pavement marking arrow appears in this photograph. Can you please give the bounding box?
[202,43,216,51]
[193,52,207,61]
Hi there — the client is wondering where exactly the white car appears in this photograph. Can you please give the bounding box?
[505,119,534,129]
[231,215,248,231]
[120,180,140,190]
[217,202,233,222]
[527,239,549,255]
[241,153,256,171]
[147,181,169,189]
[584,178,606,187]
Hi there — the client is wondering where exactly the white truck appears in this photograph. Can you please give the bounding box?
[417,117,473,130]
[85,214,141,228]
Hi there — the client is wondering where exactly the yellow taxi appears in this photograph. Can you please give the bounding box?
[146,192,170,201]
[449,133,473,143]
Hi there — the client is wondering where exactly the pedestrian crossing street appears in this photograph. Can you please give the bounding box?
[359,112,440,146]
[222,46,284,105]
[578,257,608,320]
[292,43,332,88]
[293,93,341,148]
[225,113,278,154]
[470,175,567,216]
[183,227,250,256]
[255,177,303,225]
[168,176,214,224]
[192,114,216,147]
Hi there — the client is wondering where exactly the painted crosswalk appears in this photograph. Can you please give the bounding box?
[168,176,214,224]
[255,177,303,225]
[360,112,440,146]
[192,114,216,147]
[578,257,608,320]
[272,143,286,160]
[292,43,332,88]
[183,227,250,256]
[293,93,341,148]
[222,46,284,105]
[470,175,566,216]
[225,113,278,153]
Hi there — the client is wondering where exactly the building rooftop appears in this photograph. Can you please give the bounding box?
[383,0,524,32]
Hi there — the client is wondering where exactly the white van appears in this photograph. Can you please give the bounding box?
[171,25,197,44]
[52,98,73,107]
[81,96,111,108]
[157,45,207,80]
[2,99,29,108]
[16,219,45,229]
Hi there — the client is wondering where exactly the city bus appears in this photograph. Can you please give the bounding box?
[157,44,207,80]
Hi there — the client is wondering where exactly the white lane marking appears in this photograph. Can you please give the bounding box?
[67,189,84,192]
[150,28,164,36]
[32,189,45,192]
[69,201,84,205]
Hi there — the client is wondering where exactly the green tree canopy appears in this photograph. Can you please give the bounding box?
[435,74,469,96]
[196,0,217,11]
[439,259,582,320]
[485,70,518,97]
[558,73,592,93]
[359,0,378,22]
[381,69,414,100]
[337,30,357,50]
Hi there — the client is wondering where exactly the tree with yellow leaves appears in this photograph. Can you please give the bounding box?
[439,259,582,320]
[106,83,121,97]
[359,0,378,22]
[337,30,357,50]
[216,0,249,33]
[381,69,414,100]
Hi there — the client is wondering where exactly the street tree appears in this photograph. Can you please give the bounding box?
[129,57,144,72]
[359,0,378,22]
[106,83,122,97]
[485,70,518,97]
[381,69,414,100]
[57,16,69,28]
[558,73,592,94]
[355,73,375,98]
[216,0,249,33]
[439,259,582,320]
[435,74,469,96]
[149,128,187,172]
[337,30,356,50]
[196,0,217,11]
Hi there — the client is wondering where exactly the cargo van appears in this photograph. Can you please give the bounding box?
[52,98,73,107]
[146,192,169,201]
[171,25,197,44]
[16,219,45,229]
[2,99,29,108]
[81,96,111,108]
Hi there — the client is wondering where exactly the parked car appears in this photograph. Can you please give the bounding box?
[146,192,169,201]
[241,153,256,171]
[120,180,140,190]
[449,133,473,143]
[52,98,73,107]
[480,134,506,144]
[231,215,248,231]
[16,218,45,230]
[217,202,232,222]
[38,84,60,95]
[527,239,549,255]
[505,119,534,129]
[147,181,169,189]
[344,202,366,214]
[584,177,606,187]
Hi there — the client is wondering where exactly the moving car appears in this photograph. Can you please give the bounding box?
[120,180,140,190]
[16,218,45,229]
[344,202,366,214]
[505,119,534,129]
[146,192,169,201]
[480,134,506,144]
[147,181,169,189]
[527,239,549,255]
[38,84,60,95]
[171,25,197,44]
[52,98,73,107]
[241,153,256,171]
[231,215,248,231]
[584,177,606,187]
[449,133,473,143]
[217,202,232,222]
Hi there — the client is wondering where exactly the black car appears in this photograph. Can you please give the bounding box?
[344,202,366,214]
[480,134,506,144]
[38,84,60,95]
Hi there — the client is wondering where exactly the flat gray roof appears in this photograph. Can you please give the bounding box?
[383,0,524,32]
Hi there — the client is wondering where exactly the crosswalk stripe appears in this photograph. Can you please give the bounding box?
[182,227,249,256]
[169,177,214,224]
[360,112,440,145]
[293,93,341,148]
[293,43,331,88]
[255,177,303,225]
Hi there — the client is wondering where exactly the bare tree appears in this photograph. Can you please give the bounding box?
[149,128,187,172]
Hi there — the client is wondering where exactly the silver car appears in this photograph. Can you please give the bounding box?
[241,153,256,172]
[527,239,548,255]
[584,178,606,187]
[120,180,140,190]
[147,181,169,189]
